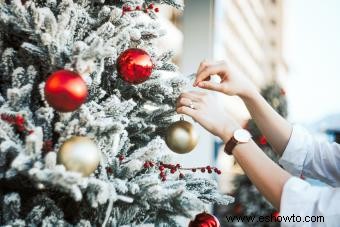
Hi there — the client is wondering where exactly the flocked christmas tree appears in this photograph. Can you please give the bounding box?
[215,83,288,227]
[0,0,233,226]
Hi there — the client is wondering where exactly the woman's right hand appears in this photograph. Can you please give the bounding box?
[193,60,258,100]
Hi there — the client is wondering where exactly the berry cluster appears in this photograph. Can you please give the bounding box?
[122,3,159,15]
[144,161,222,182]
[0,113,32,134]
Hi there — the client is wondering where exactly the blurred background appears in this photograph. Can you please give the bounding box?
[158,0,340,224]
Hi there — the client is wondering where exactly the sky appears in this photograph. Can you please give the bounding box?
[284,0,340,125]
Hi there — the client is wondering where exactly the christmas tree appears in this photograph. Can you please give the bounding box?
[0,0,233,226]
[215,83,287,227]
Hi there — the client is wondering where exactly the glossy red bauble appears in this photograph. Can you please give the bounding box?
[116,48,153,84]
[189,212,220,227]
[44,70,88,112]
[272,211,280,218]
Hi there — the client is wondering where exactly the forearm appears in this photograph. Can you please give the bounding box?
[233,140,291,209]
[242,91,292,155]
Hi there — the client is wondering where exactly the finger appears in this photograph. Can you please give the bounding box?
[176,97,191,108]
[197,81,225,92]
[196,60,209,76]
[176,97,201,109]
[176,106,198,120]
[179,92,204,102]
[194,60,213,86]
[195,63,226,86]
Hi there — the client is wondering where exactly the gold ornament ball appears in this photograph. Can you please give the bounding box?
[165,120,198,154]
[57,136,100,177]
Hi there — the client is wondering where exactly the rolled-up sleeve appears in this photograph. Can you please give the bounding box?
[280,177,340,227]
[279,125,340,187]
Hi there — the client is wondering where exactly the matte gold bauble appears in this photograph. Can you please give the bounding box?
[57,136,100,176]
[165,119,198,154]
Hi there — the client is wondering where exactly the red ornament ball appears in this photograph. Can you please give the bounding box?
[272,211,280,218]
[189,212,220,227]
[116,48,153,84]
[44,70,88,112]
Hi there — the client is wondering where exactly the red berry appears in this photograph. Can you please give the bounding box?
[28,130,34,134]
[208,169,212,173]
[148,4,154,9]
[123,6,131,12]
[179,173,184,179]
[161,177,166,181]
[201,168,206,173]
[176,164,181,168]
[17,125,25,132]
[42,140,53,153]
[144,9,148,13]
[192,169,197,172]
[15,115,25,125]
[206,166,211,170]
[119,155,125,161]
[160,172,165,177]
[144,162,150,168]
[259,135,267,145]
[154,8,159,13]
[136,6,141,10]
[149,162,154,167]
[214,168,219,173]
[159,165,165,171]
[217,170,222,175]
[106,167,113,174]
[170,168,176,174]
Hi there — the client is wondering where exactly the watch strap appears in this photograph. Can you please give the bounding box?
[224,136,238,155]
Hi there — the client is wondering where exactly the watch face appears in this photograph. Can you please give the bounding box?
[234,129,251,143]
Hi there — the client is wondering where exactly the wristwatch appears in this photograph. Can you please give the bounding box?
[224,129,252,155]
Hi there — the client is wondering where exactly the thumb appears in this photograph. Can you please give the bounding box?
[197,81,225,92]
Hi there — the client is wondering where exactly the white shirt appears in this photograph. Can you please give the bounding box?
[279,125,340,227]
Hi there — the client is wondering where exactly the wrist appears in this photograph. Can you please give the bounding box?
[224,128,252,155]
[220,125,242,143]
[241,90,262,109]
[239,86,259,103]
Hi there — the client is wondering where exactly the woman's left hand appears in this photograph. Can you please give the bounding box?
[176,91,241,143]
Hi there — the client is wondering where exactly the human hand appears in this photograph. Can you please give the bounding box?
[176,91,241,143]
[193,60,258,100]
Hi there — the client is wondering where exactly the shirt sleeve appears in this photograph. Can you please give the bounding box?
[279,125,340,187]
[280,177,340,227]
